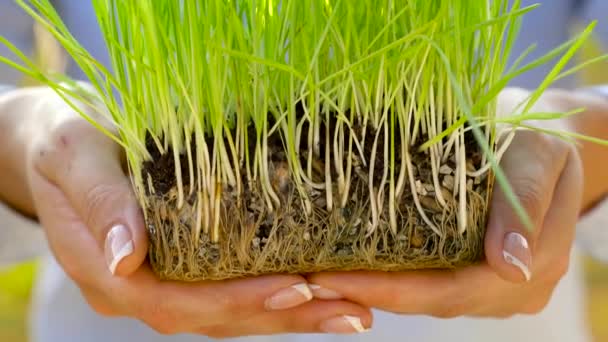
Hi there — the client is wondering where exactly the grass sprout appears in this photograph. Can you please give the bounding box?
[2,0,606,279]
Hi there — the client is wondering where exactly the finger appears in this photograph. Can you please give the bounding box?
[118,269,316,333]
[536,146,583,280]
[308,269,492,318]
[31,114,146,276]
[27,168,113,287]
[197,300,372,338]
[485,130,568,283]
[469,149,582,317]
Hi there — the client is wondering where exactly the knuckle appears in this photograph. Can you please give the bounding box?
[510,176,544,224]
[82,183,124,234]
[521,295,551,315]
[29,136,66,178]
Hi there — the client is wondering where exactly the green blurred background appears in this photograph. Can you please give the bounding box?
[0,23,607,342]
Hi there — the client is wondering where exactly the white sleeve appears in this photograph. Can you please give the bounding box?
[577,201,608,263]
[0,85,15,95]
[575,86,608,263]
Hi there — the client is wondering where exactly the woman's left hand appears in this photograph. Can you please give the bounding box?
[308,88,584,318]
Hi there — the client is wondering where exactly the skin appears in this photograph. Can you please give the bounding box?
[0,86,607,335]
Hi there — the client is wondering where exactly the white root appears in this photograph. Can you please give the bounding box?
[430,146,447,207]
[427,84,447,208]
[340,132,354,208]
[173,148,185,210]
[222,126,241,193]
[219,142,236,188]
[184,129,195,196]
[202,187,210,235]
[389,180,397,234]
[457,132,467,235]
[367,125,382,234]
[467,127,517,177]
[333,120,346,205]
[211,181,222,243]
[395,100,408,198]
[258,147,275,212]
[300,171,327,190]
[406,150,443,238]
[441,131,458,164]
[193,191,203,246]
[377,118,390,232]
[262,129,281,209]
[325,119,334,212]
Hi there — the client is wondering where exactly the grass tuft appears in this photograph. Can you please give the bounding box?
[2,0,606,279]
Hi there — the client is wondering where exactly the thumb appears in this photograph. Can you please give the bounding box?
[484,130,568,283]
[33,116,147,277]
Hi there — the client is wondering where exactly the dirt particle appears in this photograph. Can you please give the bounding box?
[442,175,455,189]
[439,187,453,202]
[415,180,427,196]
[420,196,442,213]
[439,164,453,175]
[466,160,475,173]
[411,228,425,248]
[423,183,435,193]
[271,162,291,195]
[252,237,261,248]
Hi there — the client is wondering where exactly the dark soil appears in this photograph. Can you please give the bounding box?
[141,110,490,281]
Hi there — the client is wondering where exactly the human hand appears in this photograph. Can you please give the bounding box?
[7,87,372,337]
[307,87,584,318]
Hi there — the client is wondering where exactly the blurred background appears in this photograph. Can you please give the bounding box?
[1,9,608,342]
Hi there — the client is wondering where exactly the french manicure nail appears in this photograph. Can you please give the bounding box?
[320,315,370,334]
[503,232,532,281]
[265,283,312,311]
[104,225,134,275]
[309,284,343,300]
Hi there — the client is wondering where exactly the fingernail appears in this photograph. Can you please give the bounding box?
[320,315,370,334]
[265,283,312,311]
[503,232,532,281]
[309,284,343,300]
[104,225,134,275]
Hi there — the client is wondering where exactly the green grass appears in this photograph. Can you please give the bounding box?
[4,0,603,241]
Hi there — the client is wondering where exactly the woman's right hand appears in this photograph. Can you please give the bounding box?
[1,87,372,337]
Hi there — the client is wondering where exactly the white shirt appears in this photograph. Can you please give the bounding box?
[1,1,607,341]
